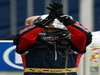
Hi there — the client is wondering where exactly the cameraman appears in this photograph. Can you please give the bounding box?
[13,2,92,75]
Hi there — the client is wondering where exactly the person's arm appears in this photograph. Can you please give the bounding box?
[13,14,55,54]
[63,17,92,53]
[13,25,44,54]
[47,2,92,53]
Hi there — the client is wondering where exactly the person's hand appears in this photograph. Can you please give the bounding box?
[48,10,56,20]
[47,2,75,26]
[33,14,54,28]
[47,2,64,18]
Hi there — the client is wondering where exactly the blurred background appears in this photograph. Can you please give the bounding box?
[0,0,100,75]
[0,0,100,40]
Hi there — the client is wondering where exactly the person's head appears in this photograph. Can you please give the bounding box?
[25,14,67,32]
[37,14,67,32]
